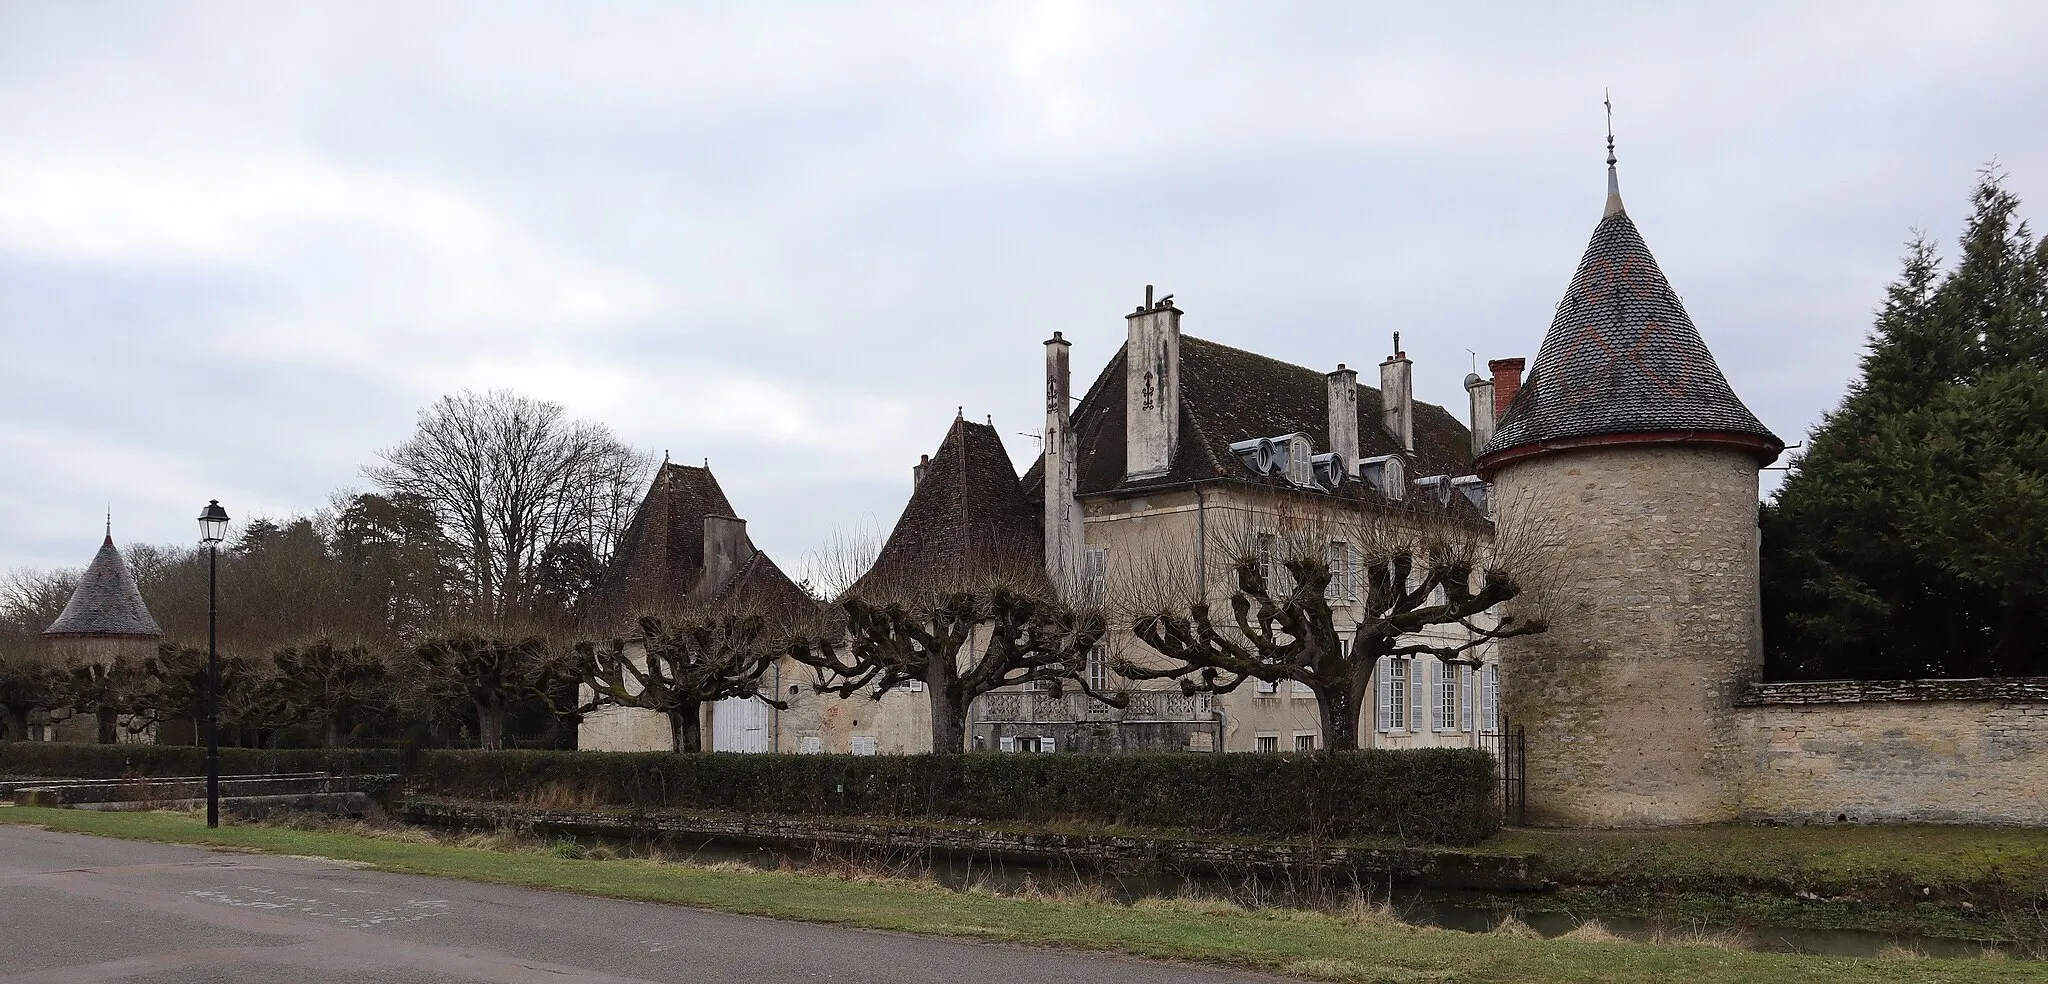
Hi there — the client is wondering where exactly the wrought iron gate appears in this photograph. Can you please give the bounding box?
[1477,719,1526,826]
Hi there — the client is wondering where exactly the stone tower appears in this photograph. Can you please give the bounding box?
[1474,153,1783,827]
[43,528,163,742]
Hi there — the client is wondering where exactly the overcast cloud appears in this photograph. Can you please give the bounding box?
[4,1,2046,576]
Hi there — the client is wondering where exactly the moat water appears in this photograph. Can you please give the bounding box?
[535,829,2024,961]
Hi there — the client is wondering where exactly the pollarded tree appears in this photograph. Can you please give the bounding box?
[270,639,393,748]
[1118,502,1552,752]
[406,628,554,750]
[788,581,1111,756]
[53,655,148,744]
[0,650,59,741]
[579,614,790,753]
[130,643,266,746]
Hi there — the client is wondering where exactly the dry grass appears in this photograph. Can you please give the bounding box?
[1649,921,1753,952]
[1489,914,1542,939]
[1560,918,1624,943]
[519,782,603,813]
[1877,943,1928,960]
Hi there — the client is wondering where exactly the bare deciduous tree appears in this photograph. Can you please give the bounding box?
[579,613,790,753]
[788,539,1111,755]
[365,389,652,621]
[1117,497,1555,752]
[0,650,59,741]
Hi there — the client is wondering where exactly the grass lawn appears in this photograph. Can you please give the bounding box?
[5,807,2042,984]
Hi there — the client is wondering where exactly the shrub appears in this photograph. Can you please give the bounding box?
[405,746,1500,844]
[1,743,1500,845]
[0,742,405,780]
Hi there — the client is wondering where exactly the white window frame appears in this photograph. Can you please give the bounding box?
[1255,734,1280,754]
[1294,732,1317,752]
[1086,644,1109,693]
[1326,540,1356,601]
[1255,677,1280,697]
[798,735,823,755]
[850,735,878,756]
[1284,435,1314,488]
[1436,660,1458,733]
[1376,658,1407,733]
[1084,546,1109,603]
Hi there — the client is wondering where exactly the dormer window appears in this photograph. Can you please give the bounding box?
[1359,454,1406,501]
[1282,434,1314,487]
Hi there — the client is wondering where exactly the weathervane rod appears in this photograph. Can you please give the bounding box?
[1604,87,1616,167]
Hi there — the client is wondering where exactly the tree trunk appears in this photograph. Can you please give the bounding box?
[477,699,505,750]
[929,685,966,754]
[669,699,704,753]
[1316,684,1361,752]
[325,714,345,749]
[0,706,24,742]
[97,708,118,744]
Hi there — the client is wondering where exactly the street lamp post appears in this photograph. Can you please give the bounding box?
[198,499,230,828]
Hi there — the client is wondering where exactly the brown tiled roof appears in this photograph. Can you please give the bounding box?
[711,550,817,618]
[1023,335,1474,500]
[851,418,1043,599]
[45,535,161,639]
[589,463,818,629]
[1481,175,1781,462]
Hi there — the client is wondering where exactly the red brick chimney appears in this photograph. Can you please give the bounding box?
[1489,358,1526,419]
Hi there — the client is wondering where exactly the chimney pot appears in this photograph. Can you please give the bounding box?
[1380,348,1415,453]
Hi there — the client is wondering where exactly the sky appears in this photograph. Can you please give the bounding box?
[3,1,2046,578]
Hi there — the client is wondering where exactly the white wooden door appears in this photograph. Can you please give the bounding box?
[711,697,771,753]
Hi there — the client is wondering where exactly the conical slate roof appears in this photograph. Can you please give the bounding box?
[45,535,162,638]
[1480,170,1781,464]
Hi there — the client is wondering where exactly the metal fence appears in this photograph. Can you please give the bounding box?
[1475,718,1526,826]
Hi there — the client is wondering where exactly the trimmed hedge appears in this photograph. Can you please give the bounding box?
[0,743,405,780]
[0,742,1500,845]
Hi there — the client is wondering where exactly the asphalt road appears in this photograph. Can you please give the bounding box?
[0,824,1286,984]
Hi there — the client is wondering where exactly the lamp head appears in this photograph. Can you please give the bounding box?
[197,500,230,545]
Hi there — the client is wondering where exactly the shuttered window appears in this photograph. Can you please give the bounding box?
[1084,547,1109,603]
[1459,664,1475,732]
[1411,658,1428,732]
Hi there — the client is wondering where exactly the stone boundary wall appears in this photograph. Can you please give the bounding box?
[1734,677,2048,826]
[1740,677,2048,705]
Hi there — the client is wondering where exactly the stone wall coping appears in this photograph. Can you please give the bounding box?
[1739,677,2048,706]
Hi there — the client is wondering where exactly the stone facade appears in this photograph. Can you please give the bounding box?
[1734,679,2048,825]
[1493,443,1764,826]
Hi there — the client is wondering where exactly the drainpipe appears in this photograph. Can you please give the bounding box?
[1194,488,1208,599]
[772,659,781,752]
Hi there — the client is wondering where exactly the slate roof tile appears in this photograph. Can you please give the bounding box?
[1482,192,1781,459]
[45,536,162,638]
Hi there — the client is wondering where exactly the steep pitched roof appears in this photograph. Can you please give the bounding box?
[709,549,816,617]
[45,535,162,638]
[852,418,1042,598]
[1024,334,1475,499]
[587,463,738,623]
[1480,172,1781,462]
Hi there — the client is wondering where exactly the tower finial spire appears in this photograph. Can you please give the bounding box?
[105,504,111,541]
[1602,88,1624,217]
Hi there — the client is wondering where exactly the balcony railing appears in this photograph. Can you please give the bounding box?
[973,690,1214,724]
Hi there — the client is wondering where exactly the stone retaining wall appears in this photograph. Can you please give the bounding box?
[1734,677,2048,825]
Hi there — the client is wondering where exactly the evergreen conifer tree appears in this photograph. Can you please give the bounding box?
[1763,169,2048,678]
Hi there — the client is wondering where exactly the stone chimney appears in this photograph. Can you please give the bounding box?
[1044,331,1083,596]
[1464,372,1495,457]
[700,515,750,591]
[1489,357,1526,419]
[1125,285,1181,480]
[1326,364,1360,471]
[912,454,930,488]
[1379,334,1414,452]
